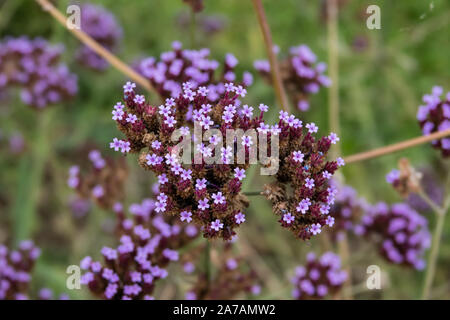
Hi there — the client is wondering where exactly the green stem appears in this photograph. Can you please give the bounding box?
[421,209,447,299]
[11,109,54,244]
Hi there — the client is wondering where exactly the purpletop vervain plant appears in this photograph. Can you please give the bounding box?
[0,240,40,300]
[134,41,253,101]
[263,118,344,240]
[0,37,78,108]
[76,4,123,71]
[291,252,347,300]
[355,202,431,270]
[416,86,450,157]
[254,44,330,111]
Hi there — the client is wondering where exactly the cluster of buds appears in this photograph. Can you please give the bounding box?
[262,114,344,240]
[291,252,347,300]
[355,202,431,270]
[416,86,450,157]
[183,244,261,300]
[110,80,276,240]
[76,4,123,71]
[385,158,423,198]
[0,240,40,300]
[328,181,368,239]
[134,41,253,100]
[254,44,330,111]
[0,37,78,108]
[80,199,199,300]
[67,149,128,209]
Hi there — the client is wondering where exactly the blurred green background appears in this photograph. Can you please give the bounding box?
[0,0,449,299]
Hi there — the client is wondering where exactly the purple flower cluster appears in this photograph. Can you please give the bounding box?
[76,4,123,71]
[291,252,347,300]
[416,86,450,157]
[110,81,270,240]
[329,182,368,239]
[0,37,77,108]
[0,240,40,300]
[80,199,198,300]
[355,203,431,270]
[135,41,252,101]
[254,44,330,111]
[263,115,343,240]
[67,149,128,209]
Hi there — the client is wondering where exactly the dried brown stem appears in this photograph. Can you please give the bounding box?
[252,0,290,112]
[344,129,450,164]
[35,0,160,100]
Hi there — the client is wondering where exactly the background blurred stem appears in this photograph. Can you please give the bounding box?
[251,0,289,112]
[421,207,447,299]
[11,108,54,245]
[344,129,450,164]
[326,0,352,299]
[420,163,450,299]
[34,0,160,101]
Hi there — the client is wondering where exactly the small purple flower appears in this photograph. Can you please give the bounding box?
[133,94,145,104]
[306,122,318,134]
[164,115,177,128]
[180,211,193,223]
[292,150,304,163]
[92,185,104,198]
[235,212,246,224]
[328,132,339,144]
[126,113,138,124]
[296,198,311,214]
[336,157,345,167]
[325,216,335,227]
[123,81,136,93]
[310,223,322,235]
[234,167,246,181]
[212,192,226,205]
[195,178,207,190]
[241,104,253,118]
[180,169,192,181]
[305,178,315,189]
[283,213,295,224]
[258,103,269,112]
[152,140,162,150]
[210,219,224,232]
[241,135,253,147]
[198,198,210,211]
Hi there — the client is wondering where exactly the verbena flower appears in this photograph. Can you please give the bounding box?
[110,81,272,240]
[0,240,40,300]
[328,181,368,240]
[416,86,450,157]
[0,37,77,108]
[76,4,123,71]
[134,42,252,101]
[291,252,347,300]
[67,149,128,209]
[355,202,431,270]
[254,44,330,111]
[262,115,343,240]
[80,198,198,300]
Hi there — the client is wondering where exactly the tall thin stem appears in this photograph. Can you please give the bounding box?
[421,209,447,299]
[252,0,290,112]
[420,164,450,299]
[35,0,160,100]
[327,0,340,157]
[344,129,450,164]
